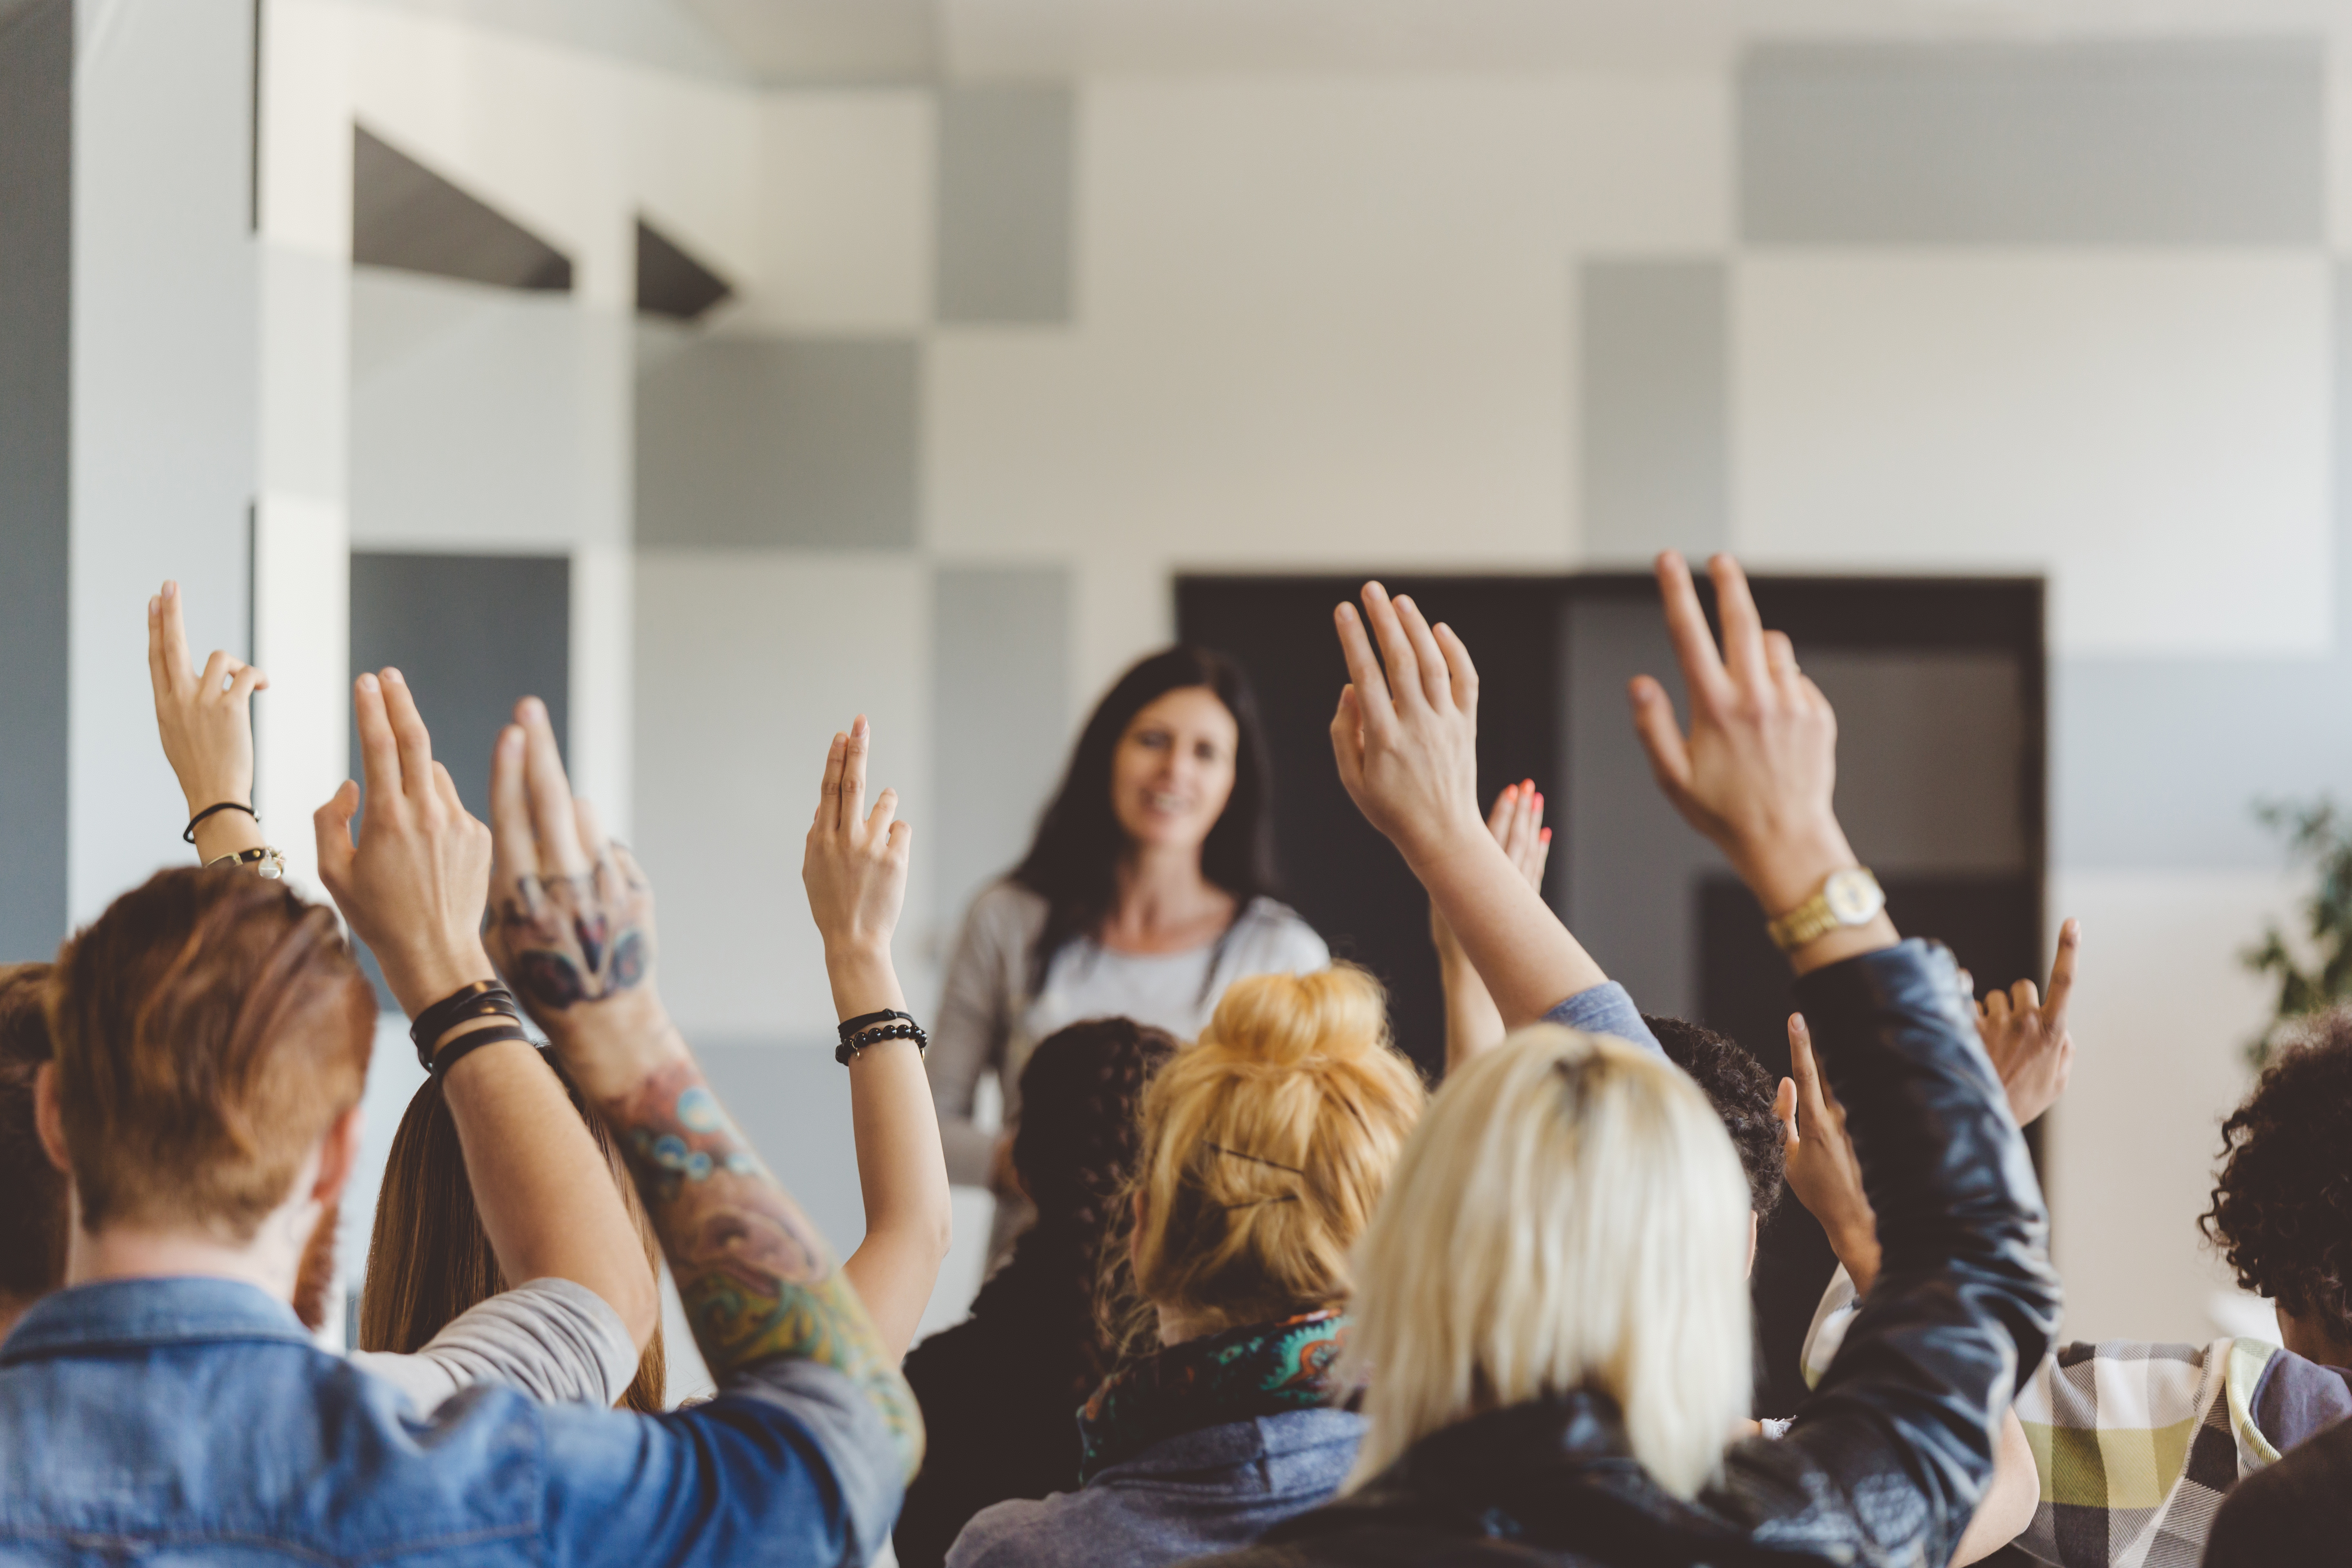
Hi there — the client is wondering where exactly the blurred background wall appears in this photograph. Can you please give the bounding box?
[8,0,2352,1390]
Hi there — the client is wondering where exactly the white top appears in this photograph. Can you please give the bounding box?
[347,1276,640,1414]
[927,880,1330,1187]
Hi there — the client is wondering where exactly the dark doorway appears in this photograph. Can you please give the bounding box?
[1177,570,2045,1417]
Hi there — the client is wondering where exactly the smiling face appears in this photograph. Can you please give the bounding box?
[1110,686,1240,856]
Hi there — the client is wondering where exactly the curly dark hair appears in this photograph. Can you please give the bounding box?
[2200,1012,2352,1344]
[1644,1014,1786,1219]
[967,1016,1178,1400]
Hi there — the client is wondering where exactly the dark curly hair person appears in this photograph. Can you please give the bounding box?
[1644,1015,1787,1225]
[2200,1014,2352,1369]
[895,1016,1179,1568]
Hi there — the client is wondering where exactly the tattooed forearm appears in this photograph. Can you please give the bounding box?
[608,1057,923,1477]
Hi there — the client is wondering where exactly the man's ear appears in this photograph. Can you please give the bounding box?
[310,1104,365,1208]
[33,1062,71,1176]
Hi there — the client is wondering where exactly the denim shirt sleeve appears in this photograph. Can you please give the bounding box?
[1541,981,1662,1058]
[541,1359,904,1568]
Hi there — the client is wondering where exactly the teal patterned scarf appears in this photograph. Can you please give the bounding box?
[1077,1310,1349,1481]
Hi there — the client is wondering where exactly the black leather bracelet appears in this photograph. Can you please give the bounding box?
[835,1017,928,1065]
[431,1021,533,1077]
[183,800,257,844]
[409,981,521,1069]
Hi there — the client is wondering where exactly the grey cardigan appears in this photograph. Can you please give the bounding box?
[944,1408,1363,1568]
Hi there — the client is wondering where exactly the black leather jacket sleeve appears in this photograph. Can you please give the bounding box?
[1780,939,2060,1564]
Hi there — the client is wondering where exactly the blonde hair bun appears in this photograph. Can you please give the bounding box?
[1194,966,1393,1071]
[1124,963,1427,1340]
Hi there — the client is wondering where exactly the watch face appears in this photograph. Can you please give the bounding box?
[1823,868,1884,924]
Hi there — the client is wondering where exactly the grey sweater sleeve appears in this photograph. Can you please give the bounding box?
[347,1276,639,1414]
[928,884,1027,1185]
[1541,981,1664,1058]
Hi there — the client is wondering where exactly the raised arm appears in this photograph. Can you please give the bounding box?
[314,679,659,1356]
[147,581,272,869]
[1432,782,1550,1075]
[1328,583,1614,1029]
[803,717,953,1358]
[482,708,922,1480]
[1631,551,2058,1562]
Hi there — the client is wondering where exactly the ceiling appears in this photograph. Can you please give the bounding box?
[351,0,2352,86]
[684,0,2352,83]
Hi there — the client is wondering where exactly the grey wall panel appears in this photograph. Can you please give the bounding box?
[931,565,1071,933]
[935,82,1074,324]
[0,0,69,960]
[1741,39,2323,245]
[2055,261,2352,872]
[1804,651,2026,874]
[1579,259,1726,566]
[635,336,918,548]
[349,552,569,822]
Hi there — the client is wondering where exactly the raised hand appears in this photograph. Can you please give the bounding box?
[1330,581,1483,864]
[1332,583,1606,1026]
[147,581,270,863]
[803,716,911,971]
[313,670,496,1015]
[802,718,952,1359]
[1629,552,1893,971]
[1777,1012,1882,1293]
[1978,920,2079,1127]
[484,696,668,1096]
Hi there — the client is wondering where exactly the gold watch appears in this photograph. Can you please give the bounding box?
[1766,867,1884,952]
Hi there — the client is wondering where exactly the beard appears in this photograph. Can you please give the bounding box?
[292,1200,340,1336]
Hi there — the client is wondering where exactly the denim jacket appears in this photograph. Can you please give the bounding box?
[0,1276,903,1567]
[948,1408,1363,1568]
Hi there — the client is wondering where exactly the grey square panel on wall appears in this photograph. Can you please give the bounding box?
[636,336,920,549]
[931,565,1072,929]
[936,82,1075,324]
[350,551,569,822]
[0,0,70,960]
[1579,259,1727,566]
[1741,39,2323,245]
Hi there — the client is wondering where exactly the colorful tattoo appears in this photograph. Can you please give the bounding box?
[610,1058,923,1477]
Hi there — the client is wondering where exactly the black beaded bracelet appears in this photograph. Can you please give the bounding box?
[835,1016,928,1065]
[431,1021,533,1077]
[410,981,522,1069]
[836,1007,913,1045]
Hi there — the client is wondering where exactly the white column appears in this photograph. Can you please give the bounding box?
[253,0,355,900]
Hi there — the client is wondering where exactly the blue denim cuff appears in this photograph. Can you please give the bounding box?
[1540,981,1662,1058]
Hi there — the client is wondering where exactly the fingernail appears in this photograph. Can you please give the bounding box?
[524,696,545,720]
[1539,828,1552,843]
[383,667,404,685]
[853,715,869,738]
[163,581,178,598]
[357,673,379,693]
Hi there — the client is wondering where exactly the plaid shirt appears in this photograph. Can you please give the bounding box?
[1803,1267,2352,1568]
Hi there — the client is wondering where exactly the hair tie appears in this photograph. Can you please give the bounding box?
[1202,1140,1305,1176]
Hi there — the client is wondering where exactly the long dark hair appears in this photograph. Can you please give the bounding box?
[1010,646,1279,993]
[361,1056,667,1412]
[968,1017,1178,1399]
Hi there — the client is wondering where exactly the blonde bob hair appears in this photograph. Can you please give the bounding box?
[1341,1024,1753,1500]
[1125,964,1426,1341]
